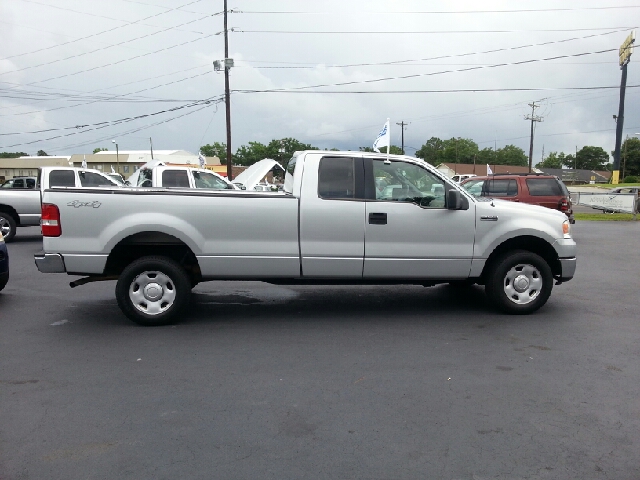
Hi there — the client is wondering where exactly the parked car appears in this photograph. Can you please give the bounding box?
[127,163,237,190]
[461,173,575,223]
[0,231,8,292]
[451,174,476,183]
[1,177,37,189]
[0,167,122,242]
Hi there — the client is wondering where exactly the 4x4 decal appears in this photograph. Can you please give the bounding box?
[67,200,101,208]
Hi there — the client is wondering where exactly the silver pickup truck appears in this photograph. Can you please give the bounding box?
[35,151,576,325]
[0,167,120,241]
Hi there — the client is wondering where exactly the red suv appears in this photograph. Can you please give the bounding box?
[460,173,574,223]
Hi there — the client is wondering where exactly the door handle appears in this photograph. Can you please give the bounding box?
[369,212,387,225]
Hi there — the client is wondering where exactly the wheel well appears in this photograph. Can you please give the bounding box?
[104,231,202,283]
[0,205,19,225]
[481,236,561,281]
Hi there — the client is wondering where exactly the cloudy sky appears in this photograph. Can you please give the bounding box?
[0,0,638,163]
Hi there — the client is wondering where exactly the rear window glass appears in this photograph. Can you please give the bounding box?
[49,170,76,187]
[479,179,518,197]
[526,178,563,196]
[318,157,355,199]
[162,170,190,188]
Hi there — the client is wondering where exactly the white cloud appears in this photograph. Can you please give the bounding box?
[0,0,637,161]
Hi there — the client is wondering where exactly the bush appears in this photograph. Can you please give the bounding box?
[623,175,638,183]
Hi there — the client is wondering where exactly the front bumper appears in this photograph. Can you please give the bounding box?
[34,252,66,273]
[558,257,577,282]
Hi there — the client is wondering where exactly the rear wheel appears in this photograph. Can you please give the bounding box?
[485,250,553,314]
[116,256,191,326]
[0,273,8,292]
[0,213,17,242]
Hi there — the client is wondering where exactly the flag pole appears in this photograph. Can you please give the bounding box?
[386,118,391,163]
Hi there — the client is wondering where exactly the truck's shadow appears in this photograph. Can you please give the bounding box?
[62,283,562,329]
[186,284,493,324]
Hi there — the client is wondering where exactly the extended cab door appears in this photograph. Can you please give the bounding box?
[299,155,366,277]
[363,158,476,279]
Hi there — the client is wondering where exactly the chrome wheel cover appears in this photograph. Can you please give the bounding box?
[129,270,177,316]
[503,263,542,305]
[0,216,10,238]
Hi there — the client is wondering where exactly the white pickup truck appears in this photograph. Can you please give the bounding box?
[34,151,576,325]
[0,167,121,241]
[127,164,237,190]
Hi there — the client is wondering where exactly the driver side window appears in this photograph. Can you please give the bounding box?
[372,159,446,208]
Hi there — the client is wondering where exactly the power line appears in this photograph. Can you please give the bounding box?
[49,101,221,153]
[237,29,627,69]
[22,33,218,87]
[236,27,637,34]
[231,48,619,94]
[1,0,210,61]
[234,85,640,95]
[0,15,215,77]
[0,97,224,148]
[0,70,212,118]
[236,6,640,14]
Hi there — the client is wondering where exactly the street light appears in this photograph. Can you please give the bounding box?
[111,140,119,173]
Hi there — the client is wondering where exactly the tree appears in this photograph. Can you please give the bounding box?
[268,138,316,164]
[93,147,108,154]
[36,150,49,156]
[0,152,28,158]
[536,152,563,169]
[495,145,527,166]
[440,137,479,164]
[415,137,445,164]
[564,146,609,170]
[476,147,496,165]
[199,142,229,163]
[621,137,640,177]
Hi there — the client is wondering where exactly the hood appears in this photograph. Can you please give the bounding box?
[475,197,567,222]
[232,158,284,190]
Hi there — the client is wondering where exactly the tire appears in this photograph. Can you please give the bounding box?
[116,256,191,326]
[0,273,8,292]
[0,213,17,242]
[485,250,553,315]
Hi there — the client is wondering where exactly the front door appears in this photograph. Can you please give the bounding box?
[364,158,476,279]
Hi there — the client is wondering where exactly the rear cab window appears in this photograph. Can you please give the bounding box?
[318,157,356,199]
[526,178,563,196]
[49,170,76,187]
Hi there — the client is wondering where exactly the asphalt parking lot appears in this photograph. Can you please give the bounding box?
[1,223,639,479]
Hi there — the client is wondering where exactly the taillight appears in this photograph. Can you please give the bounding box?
[41,203,61,237]
[558,197,570,212]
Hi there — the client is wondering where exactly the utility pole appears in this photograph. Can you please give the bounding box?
[525,101,544,172]
[150,137,154,160]
[613,31,635,185]
[223,0,233,180]
[396,121,408,154]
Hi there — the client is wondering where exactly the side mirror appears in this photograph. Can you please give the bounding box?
[447,189,469,210]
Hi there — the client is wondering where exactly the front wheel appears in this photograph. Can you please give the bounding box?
[116,256,191,326]
[0,213,17,242]
[485,250,553,314]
